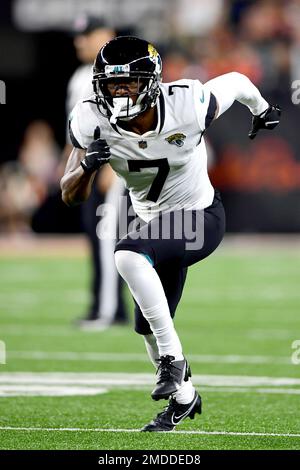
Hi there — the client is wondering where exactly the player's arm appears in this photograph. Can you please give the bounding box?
[203,72,281,139]
[60,147,94,206]
[60,126,111,206]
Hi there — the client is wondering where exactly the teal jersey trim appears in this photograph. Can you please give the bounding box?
[143,254,154,266]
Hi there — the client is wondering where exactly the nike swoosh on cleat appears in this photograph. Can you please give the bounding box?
[171,395,198,425]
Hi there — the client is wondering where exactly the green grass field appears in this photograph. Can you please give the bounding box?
[1,238,300,450]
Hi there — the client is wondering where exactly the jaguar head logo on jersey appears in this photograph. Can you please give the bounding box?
[165,133,186,147]
[92,36,162,124]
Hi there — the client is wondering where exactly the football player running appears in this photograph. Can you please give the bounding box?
[61,36,281,431]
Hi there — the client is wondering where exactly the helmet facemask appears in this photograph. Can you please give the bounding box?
[93,68,161,123]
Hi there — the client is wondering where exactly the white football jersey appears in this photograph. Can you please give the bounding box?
[69,79,216,222]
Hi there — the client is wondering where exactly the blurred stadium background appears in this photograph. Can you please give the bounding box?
[0,0,300,451]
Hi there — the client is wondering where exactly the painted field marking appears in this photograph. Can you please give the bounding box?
[0,426,299,438]
[1,372,300,397]
[7,350,292,365]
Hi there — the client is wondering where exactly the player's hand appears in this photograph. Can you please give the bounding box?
[80,126,111,173]
[248,104,281,140]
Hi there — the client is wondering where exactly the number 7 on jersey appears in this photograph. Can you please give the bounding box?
[128,158,170,202]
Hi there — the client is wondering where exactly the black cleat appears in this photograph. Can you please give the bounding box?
[151,355,191,401]
[141,390,202,432]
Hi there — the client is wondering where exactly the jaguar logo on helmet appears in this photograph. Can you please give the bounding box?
[148,44,158,61]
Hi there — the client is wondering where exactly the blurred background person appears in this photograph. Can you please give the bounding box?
[0,120,60,234]
[62,14,129,330]
[19,120,60,192]
[0,161,41,234]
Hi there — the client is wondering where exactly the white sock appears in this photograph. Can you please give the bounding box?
[115,250,183,360]
[173,379,196,404]
[143,333,159,368]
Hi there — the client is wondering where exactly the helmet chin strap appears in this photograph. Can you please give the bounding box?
[109,87,148,123]
[110,97,130,124]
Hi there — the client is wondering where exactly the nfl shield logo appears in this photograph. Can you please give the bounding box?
[138,141,147,149]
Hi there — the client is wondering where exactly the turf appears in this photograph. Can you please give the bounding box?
[0,243,300,450]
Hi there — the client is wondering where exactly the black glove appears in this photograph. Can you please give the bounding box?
[81,126,111,173]
[248,104,281,140]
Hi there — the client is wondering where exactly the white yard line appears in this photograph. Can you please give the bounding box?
[0,386,107,397]
[247,329,296,340]
[7,350,292,365]
[0,426,299,438]
[1,372,300,387]
[1,386,300,397]
[1,328,83,337]
[2,325,297,343]
[1,372,300,396]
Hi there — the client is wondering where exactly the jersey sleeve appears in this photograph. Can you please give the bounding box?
[193,80,218,132]
[68,102,86,149]
[68,100,97,149]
